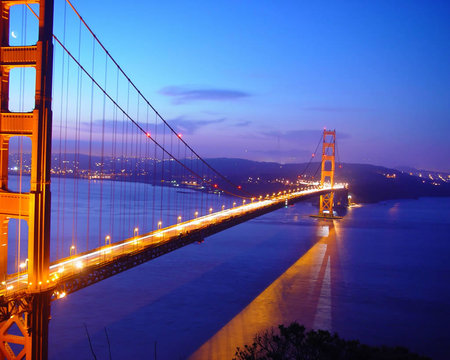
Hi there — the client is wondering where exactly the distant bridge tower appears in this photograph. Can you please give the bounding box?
[0,0,54,359]
[319,129,335,216]
[310,129,342,219]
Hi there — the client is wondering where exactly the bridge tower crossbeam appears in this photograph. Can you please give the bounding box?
[0,0,54,359]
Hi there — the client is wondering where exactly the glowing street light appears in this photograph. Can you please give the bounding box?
[134,227,139,237]
[209,207,213,214]
[194,211,198,218]
[243,200,246,205]
[233,202,236,208]
[221,205,225,211]
[105,235,111,246]
[19,258,29,271]
[177,216,182,224]
[70,245,76,256]
[157,221,162,230]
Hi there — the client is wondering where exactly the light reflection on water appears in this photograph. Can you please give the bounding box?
[191,221,340,360]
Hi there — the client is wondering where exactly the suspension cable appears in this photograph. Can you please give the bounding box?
[51,33,251,199]
[298,133,322,179]
[63,0,251,196]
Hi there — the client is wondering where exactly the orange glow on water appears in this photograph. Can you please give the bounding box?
[190,221,341,360]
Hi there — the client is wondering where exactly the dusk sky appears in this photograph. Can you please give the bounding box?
[30,1,450,171]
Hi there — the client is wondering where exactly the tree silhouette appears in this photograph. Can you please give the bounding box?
[234,322,430,360]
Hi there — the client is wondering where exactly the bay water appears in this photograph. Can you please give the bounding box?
[43,184,449,359]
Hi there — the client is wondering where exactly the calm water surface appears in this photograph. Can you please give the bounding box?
[48,195,450,360]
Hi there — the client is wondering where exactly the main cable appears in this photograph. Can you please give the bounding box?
[51,33,251,199]
[298,133,322,178]
[63,0,251,197]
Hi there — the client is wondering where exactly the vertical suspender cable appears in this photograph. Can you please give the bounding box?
[86,38,96,252]
[73,16,82,258]
[109,67,119,237]
[160,125,165,226]
[132,97,139,232]
[152,114,157,231]
[56,0,67,260]
[98,53,108,248]
[143,106,150,232]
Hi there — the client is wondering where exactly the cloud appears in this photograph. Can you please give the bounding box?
[168,116,226,134]
[234,120,252,127]
[250,148,311,158]
[159,86,251,104]
[259,129,321,142]
[259,129,351,142]
[302,106,369,112]
[55,115,227,142]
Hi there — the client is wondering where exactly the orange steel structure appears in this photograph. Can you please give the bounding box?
[0,0,53,359]
[319,129,336,217]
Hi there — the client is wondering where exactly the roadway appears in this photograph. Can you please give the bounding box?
[0,185,346,302]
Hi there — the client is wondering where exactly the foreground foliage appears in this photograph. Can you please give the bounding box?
[234,322,430,360]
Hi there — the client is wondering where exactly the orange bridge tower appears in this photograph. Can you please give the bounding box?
[0,0,54,359]
[319,129,335,216]
[311,129,342,219]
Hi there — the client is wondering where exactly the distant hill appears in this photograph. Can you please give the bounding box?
[204,158,450,203]
[9,154,450,203]
[334,162,450,203]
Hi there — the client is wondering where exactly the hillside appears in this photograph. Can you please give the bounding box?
[205,158,450,203]
[9,154,449,203]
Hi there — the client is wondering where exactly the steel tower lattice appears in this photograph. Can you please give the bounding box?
[0,0,54,359]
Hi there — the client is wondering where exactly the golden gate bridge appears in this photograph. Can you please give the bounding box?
[0,0,346,358]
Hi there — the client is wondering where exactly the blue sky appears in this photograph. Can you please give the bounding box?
[12,0,450,171]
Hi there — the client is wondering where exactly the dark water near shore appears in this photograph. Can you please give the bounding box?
[45,193,450,360]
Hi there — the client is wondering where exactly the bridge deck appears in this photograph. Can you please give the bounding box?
[0,186,345,304]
